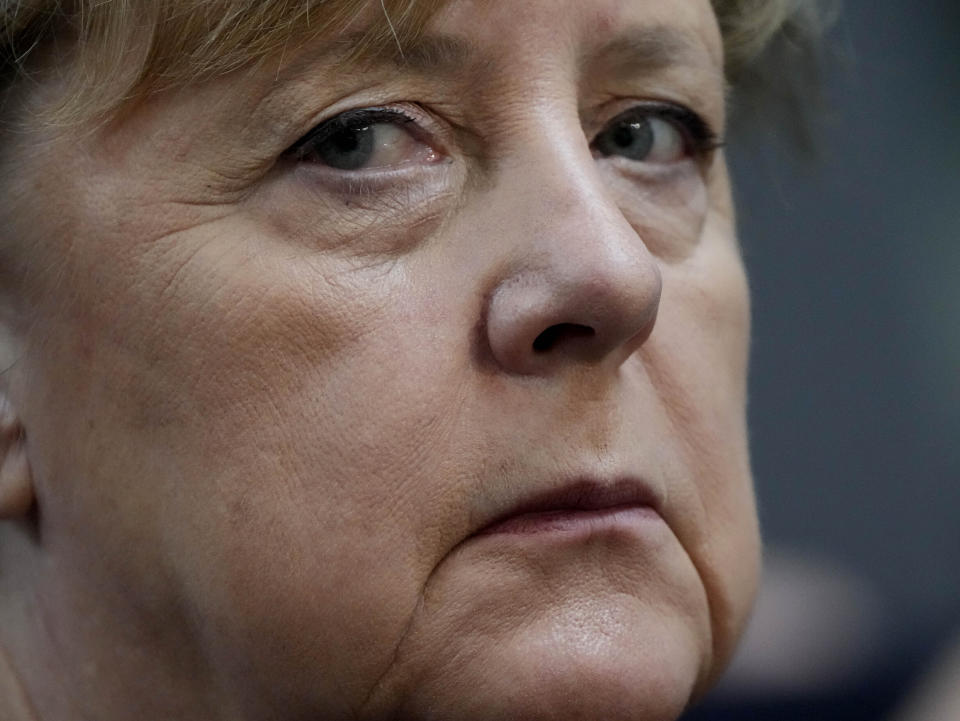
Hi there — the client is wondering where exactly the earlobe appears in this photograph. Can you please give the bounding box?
[0,395,33,520]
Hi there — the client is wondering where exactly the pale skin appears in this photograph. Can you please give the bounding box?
[0,0,759,719]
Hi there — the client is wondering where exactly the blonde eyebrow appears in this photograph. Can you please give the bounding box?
[392,34,482,73]
[265,24,713,122]
[385,27,707,76]
[283,23,707,87]
[586,25,714,75]
[296,31,482,76]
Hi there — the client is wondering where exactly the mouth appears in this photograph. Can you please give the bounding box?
[473,478,663,539]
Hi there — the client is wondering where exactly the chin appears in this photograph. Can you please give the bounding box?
[390,611,704,721]
[364,535,712,721]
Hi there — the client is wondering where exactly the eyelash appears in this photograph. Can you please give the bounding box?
[603,102,723,158]
[283,102,722,166]
[286,106,419,162]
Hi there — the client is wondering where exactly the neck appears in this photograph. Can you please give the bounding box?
[1,521,234,721]
[0,564,241,721]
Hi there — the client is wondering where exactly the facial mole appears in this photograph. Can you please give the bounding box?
[532,323,595,353]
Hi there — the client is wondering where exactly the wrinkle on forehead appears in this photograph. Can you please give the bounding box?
[279,0,723,86]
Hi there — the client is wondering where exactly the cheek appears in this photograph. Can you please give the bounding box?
[605,163,709,262]
[643,216,758,676]
[154,265,486,711]
[25,212,479,708]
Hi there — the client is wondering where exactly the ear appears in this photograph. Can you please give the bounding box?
[0,394,33,519]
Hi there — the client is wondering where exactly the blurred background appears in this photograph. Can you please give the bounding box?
[685,1,959,719]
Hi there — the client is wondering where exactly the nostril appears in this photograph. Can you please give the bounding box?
[532,323,595,353]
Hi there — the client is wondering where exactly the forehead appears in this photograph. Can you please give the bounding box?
[276,0,723,98]
[64,0,725,175]
[431,0,722,56]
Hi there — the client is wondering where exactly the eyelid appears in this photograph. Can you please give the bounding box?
[284,105,421,161]
[595,101,724,158]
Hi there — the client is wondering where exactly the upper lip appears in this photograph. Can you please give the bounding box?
[471,476,662,536]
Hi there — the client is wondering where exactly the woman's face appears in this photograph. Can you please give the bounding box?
[4,0,758,718]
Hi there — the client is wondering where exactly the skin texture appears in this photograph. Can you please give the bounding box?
[0,0,759,719]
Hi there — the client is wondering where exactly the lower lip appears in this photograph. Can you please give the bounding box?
[476,504,661,537]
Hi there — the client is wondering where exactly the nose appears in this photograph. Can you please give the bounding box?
[484,148,663,376]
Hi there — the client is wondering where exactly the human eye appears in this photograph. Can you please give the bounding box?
[284,106,441,171]
[591,103,721,165]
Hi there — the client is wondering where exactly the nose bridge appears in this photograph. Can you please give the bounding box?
[502,107,650,275]
[482,114,663,375]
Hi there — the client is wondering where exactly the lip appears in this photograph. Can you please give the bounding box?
[472,478,663,538]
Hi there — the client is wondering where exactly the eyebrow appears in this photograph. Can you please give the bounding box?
[269,23,716,119]
[304,32,483,76]
[323,24,709,77]
[585,26,714,76]
[393,34,480,74]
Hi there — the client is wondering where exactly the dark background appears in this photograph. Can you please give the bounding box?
[688,0,958,718]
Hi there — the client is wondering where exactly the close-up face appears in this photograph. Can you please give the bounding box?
[0,0,760,719]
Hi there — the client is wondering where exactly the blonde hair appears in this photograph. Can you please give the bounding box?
[1,0,823,125]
